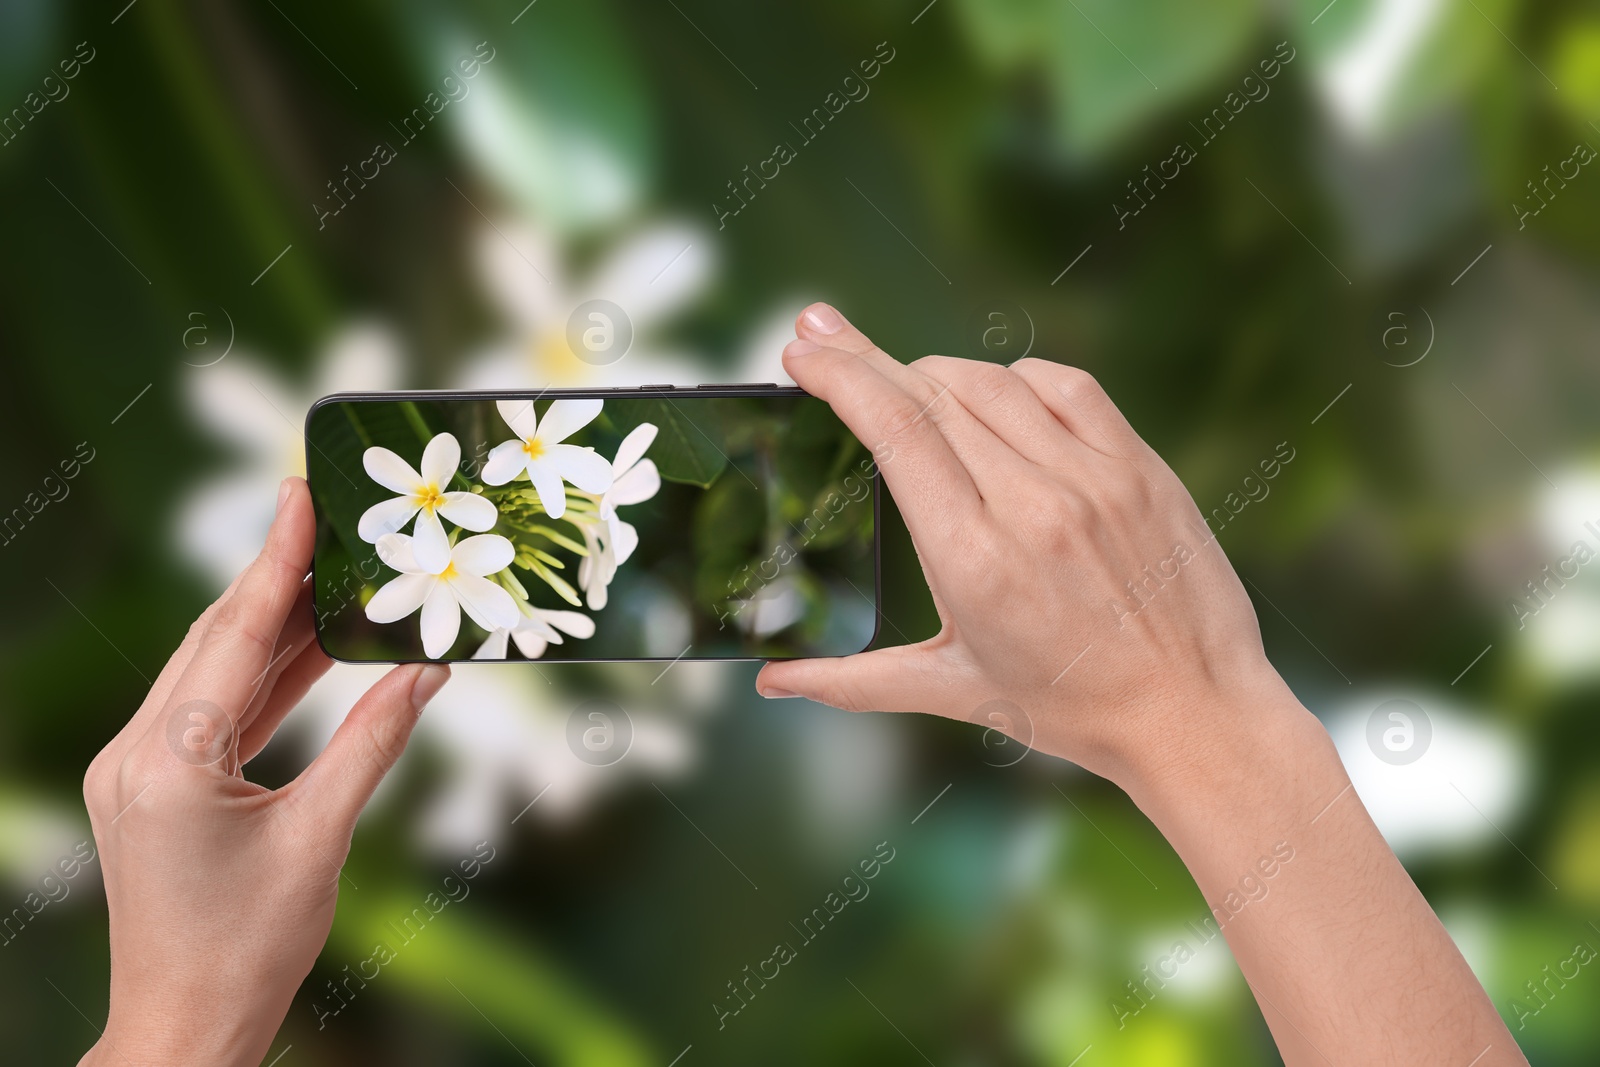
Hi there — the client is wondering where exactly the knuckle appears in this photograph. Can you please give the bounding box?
[1055,364,1103,399]
[874,392,933,446]
[964,364,1014,408]
[819,678,872,714]
[210,597,276,656]
[361,721,408,775]
[1026,490,1094,549]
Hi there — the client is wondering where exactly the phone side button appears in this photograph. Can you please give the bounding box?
[696,383,777,388]
[637,383,676,389]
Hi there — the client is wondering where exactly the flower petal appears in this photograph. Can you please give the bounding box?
[411,509,452,574]
[535,398,603,445]
[365,573,434,624]
[420,433,461,488]
[438,492,498,532]
[472,628,510,660]
[364,446,423,495]
[587,222,713,330]
[613,423,658,477]
[474,219,565,334]
[516,613,561,642]
[497,398,539,442]
[358,496,419,543]
[525,458,569,520]
[375,532,421,573]
[608,458,660,509]
[545,444,613,493]
[508,627,551,659]
[420,582,462,658]
[607,514,639,565]
[538,609,596,640]
[451,533,515,576]
[482,440,528,486]
[448,573,521,632]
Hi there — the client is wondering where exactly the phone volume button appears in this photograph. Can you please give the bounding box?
[696,383,777,388]
[637,383,675,390]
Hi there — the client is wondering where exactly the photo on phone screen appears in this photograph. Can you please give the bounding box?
[304,389,880,663]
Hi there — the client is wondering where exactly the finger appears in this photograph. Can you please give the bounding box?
[234,576,318,737]
[1010,359,1160,469]
[755,641,958,716]
[794,304,1019,489]
[166,478,315,723]
[910,355,1098,470]
[783,343,983,549]
[286,663,450,840]
[99,570,250,768]
[238,642,334,764]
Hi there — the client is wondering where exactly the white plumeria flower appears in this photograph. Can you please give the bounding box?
[596,422,661,566]
[178,322,401,584]
[366,532,521,659]
[576,520,620,610]
[473,605,596,661]
[359,433,498,571]
[454,218,713,389]
[482,398,613,519]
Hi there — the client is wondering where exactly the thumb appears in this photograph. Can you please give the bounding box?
[290,663,450,840]
[756,642,951,715]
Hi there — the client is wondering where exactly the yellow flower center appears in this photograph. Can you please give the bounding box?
[522,438,546,460]
[529,331,582,384]
[414,484,445,512]
[439,562,459,580]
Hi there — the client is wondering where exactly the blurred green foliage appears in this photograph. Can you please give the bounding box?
[2,0,1599,1064]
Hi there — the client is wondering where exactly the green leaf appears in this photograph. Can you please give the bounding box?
[329,889,653,1067]
[398,0,652,232]
[953,0,1261,158]
[609,398,727,488]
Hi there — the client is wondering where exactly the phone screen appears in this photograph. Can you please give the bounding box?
[305,390,879,662]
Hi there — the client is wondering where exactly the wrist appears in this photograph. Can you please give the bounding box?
[1107,664,1344,833]
[89,1006,269,1067]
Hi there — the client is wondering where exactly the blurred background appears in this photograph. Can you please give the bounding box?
[2,0,1598,1063]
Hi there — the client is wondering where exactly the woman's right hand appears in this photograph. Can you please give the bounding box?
[756,303,1305,788]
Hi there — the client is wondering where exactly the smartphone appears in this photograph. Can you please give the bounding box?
[304,387,880,663]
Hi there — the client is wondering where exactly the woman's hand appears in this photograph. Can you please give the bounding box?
[756,303,1296,790]
[760,304,1526,1067]
[79,477,450,1067]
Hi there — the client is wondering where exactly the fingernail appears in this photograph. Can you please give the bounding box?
[760,686,799,699]
[784,339,821,358]
[411,664,450,711]
[276,477,293,514]
[802,303,844,334]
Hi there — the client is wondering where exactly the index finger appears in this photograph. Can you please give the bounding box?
[163,477,316,726]
[782,339,982,548]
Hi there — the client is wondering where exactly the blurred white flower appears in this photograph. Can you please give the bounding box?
[1325,690,1527,859]
[723,302,806,386]
[482,398,613,518]
[734,574,807,637]
[473,605,595,661]
[1523,465,1600,680]
[1314,0,1447,141]
[409,668,697,850]
[368,532,521,658]
[450,61,639,232]
[359,433,498,564]
[178,323,402,584]
[456,218,713,388]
